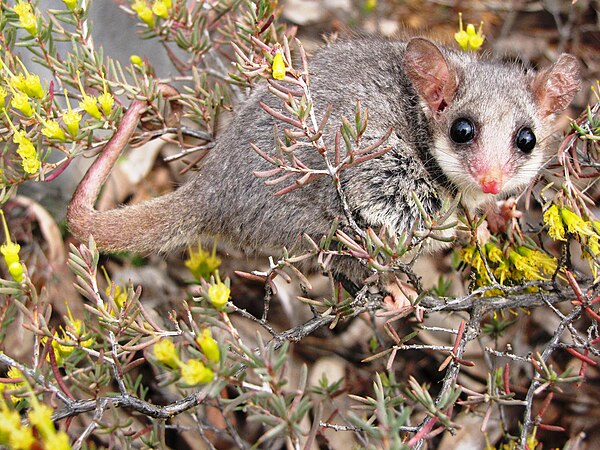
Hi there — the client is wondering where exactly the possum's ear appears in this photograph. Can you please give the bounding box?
[532,54,581,117]
[404,38,458,114]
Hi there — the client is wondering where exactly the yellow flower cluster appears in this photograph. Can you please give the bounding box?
[454,12,485,52]
[1,59,47,174]
[459,241,558,288]
[0,49,115,174]
[3,113,41,174]
[73,71,114,120]
[0,377,72,450]
[13,129,41,174]
[152,332,218,386]
[1,210,24,282]
[45,306,94,366]
[132,0,172,27]
[185,243,221,281]
[544,204,600,276]
[62,74,115,136]
[1,60,45,120]
[13,2,37,36]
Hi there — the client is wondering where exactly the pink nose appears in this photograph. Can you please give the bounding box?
[480,179,501,194]
[478,167,504,194]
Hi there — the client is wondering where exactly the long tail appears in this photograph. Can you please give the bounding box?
[67,89,188,254]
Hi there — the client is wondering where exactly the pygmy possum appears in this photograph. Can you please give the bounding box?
[67,38,581,283]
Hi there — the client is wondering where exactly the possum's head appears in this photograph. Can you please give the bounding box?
[403,38,581,210]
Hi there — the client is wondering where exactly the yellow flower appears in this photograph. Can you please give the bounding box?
[11,92,33,116]
[9,74,27,92]
[454,12,484,52]
[560,207,594,237]
[63,90,81,136]
[42,431,71,450]
[24,74,44,99]
[0,87,7,110]
[62,0,78,10]
[97,77,115,116]
[16,139,36,159]
[153,339,179,368]
[27,403,53,438]
[48,335,72,366]
[466,23,485,50]
[11,129,27,145]
[62,109,81,136]
[493,261,511,285]
[516,246,557,276]
[14,1,37,36]
[13,2,33,18]
[76,71,102,119]
[196,329,220,364]
[543,204,565,241]
[68,320,93,348]
[585,234,600,278]
[208,281,230,310]
[152,0,169,19]
[185,243,221,281]
[22,157,41,174]
[97,92,114,116]
[8,262,25,281]
[8,425,35,450]
[485,242,504,263]
[132,0,155,27]
[0,407,21,443]
[1,210,23,282]
[459,245,475,264]
[6,366,24,384]
[526,431,539,450]
[130,55,144,66]
[471,251,491,284]
[6,367,26,405]
[62,304,94,348]
[272,51,286,80]
[106,283,128,309]
[364,0,377,12]
[79,96,101,119]
[509,250,545,281]
[180,359,214,385]
[41,120,67,141]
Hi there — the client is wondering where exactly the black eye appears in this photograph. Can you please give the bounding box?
[450,118,475,144]
[516,127,536,153]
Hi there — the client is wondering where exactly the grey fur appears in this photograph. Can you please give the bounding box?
[68,38,581,282]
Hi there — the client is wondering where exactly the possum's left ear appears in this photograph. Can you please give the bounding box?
[403,38,458,114]
[532,54,581,117]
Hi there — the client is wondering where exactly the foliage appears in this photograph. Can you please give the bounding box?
[0,1,599,449]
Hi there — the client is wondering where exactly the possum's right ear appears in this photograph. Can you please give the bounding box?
[404,38,458,114]
[532,54,581,117]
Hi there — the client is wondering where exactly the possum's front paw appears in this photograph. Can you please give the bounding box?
[381,276,424,323]
[484,198,523,234]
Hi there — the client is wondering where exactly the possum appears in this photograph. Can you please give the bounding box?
[67,38,581,283]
